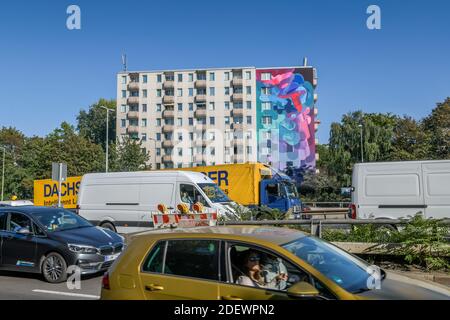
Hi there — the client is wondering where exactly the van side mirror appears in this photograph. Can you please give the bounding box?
[17,227,31,235]
[341,187,354,197]
[286,281,320,299]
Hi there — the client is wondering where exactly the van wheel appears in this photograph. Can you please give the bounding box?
[42,252,68,283]
[100,222,117,232]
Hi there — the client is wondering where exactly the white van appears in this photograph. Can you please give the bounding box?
[349,160,450,220]
[77,171,238,233]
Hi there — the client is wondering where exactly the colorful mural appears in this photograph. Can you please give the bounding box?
[256,68,316,171]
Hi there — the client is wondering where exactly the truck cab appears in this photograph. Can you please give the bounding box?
[259,172,302,214]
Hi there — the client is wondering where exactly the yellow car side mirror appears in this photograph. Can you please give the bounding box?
[287,281,320,299]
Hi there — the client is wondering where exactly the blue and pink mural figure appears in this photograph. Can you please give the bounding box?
[256,68,316,172]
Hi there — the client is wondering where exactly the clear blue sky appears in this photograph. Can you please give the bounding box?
[1,0,449,143]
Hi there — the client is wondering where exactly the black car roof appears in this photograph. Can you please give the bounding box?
[0,206,69,214]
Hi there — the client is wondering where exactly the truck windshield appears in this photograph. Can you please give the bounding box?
[198,183,231,203]
[283,182,299,199]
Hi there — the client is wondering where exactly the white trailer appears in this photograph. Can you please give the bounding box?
[349,160,450,220]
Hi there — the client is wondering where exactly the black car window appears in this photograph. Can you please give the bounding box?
[143,241,166,273]
[0,212,7,231]
[164,240,219,281]
[8,212,32,233]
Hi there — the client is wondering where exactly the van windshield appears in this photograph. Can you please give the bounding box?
[198,183,231,203]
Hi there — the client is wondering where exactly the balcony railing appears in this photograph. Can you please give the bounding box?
[232,123,244,130]
[194,109,207,118]
[231,109,244,117]
[194,95,206,103]
[127,111,139,119]
[162,125,174,133]
[163,81,174,89]
[127,82,140,90]
[232,93,243,101]
[163,95,174,104]
[231,78,243,86]
[127,96,139,105]
[194,80,207,88]
[162,155,173,163]
[127,126,139,134]
[162,140,174,148]
[162,110,174,118]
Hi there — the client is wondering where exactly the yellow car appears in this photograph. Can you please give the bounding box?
[101,226,450,300]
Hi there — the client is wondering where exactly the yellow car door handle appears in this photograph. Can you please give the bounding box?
[145,284,164,291]
[221,295,243,300]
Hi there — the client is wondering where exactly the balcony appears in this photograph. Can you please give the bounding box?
[231,78,243,86]
[194,80,206,88]
[127,111,139,119]
[162,110,174,118]
[127,96,139,105]
[232,93,243,101]
[163,95,174,104]
[163,81,174,89]
[162,155,173,163]
[127,82,140,91]
[232,123,243,130]
[231,109,244,117]
[162,140,174,148]
[162,125,174,133]
[194,109,207,118]
[127,126,139,134]
[194,95,206,103]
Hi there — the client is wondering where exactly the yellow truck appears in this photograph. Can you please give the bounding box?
[177,163,303,214]
[33,176,81,209]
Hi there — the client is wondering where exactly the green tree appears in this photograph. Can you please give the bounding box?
[422,98,450,159]
[112,137,150,172]
[76,98,116,150]
[390,116,431,160]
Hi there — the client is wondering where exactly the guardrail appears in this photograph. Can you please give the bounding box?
[303,202,350,208]
[220,218,450,238]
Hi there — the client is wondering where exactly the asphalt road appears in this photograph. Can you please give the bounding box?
[0,270,102,300]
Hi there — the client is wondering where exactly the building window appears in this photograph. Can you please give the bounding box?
[188,88,194,96]
[225,102,230,110]
[177,148,183,156]
[189,118,194,126]
[224,72,230,81]
[177,132,183,141]
[209,87,215,96]
[225,116,230,125]
[156,148,161,156]
[261,87,271,95]
[141,133,147,141]
[245,71,251,80]
[209,132,215,140]
[177,88,183,97]
[142,89,147,98]
[141,119,147,127]
[188,73,194,82]
[224,87,230,95]
[246,101,252,109]
[178,103,183,111]
[246,116,252,124]
[142,104,147,112]
[210,117,215,125]
[261,72,271,81]
[247,146,252,154]
[246,130,252,139]
[121,119,126,127]
[177,74,183,82]
[210,147,215,156]
[189,103,194,111]
[143,75,148,83]
[157,74,162,82]
[209,72,215,81]
[177,118,183,126]
[120,105,126,113]
[121,90,126,98]
[156,104,162,112]
[157,89,162,97]
[208,102,215,111]
[156,133,161,141]
[157,118,161,126]
[246,86,251,94]
[121,75,127,84]
[233,117,243,124]
[262,116,272,125]
[262,101,271,111]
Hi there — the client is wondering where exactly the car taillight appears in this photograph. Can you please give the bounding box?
[102,272,110,290]
[348,204,357,219]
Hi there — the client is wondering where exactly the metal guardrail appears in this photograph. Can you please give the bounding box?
[303,202,351,208]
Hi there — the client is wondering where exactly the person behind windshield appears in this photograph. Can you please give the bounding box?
[236,250,288,289]
[180,189,194,204]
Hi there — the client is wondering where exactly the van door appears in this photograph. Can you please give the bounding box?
[422,162,450,219]
[139,183,175,228]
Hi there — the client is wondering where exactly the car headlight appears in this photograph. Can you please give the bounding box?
[68,244,98,254]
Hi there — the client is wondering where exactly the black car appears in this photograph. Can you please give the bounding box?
[0,206,124,283]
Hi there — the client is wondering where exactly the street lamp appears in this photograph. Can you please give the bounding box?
[0,146,5,201]
[358,124,364,162]
[99,106,114,172]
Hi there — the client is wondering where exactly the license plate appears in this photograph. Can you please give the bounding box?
[105,253,120,262]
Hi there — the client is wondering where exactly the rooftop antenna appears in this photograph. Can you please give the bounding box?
[121,54,127,72]
[303,57,308,67]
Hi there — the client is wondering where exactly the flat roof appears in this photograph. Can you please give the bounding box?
[117,65,314,75]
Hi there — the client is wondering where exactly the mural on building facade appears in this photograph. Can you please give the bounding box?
[256,68,316,172]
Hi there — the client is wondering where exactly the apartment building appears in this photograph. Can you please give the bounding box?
[116,65,318,171]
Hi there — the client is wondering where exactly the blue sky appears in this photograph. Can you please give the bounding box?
[0,0,449,143]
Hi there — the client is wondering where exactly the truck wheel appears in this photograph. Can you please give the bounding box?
[42,252,68,283]
[100,222,117,233]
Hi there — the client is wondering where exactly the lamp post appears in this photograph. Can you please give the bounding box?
[99,106,114,172]
[1,146,5,201]
[358,124,364,162]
